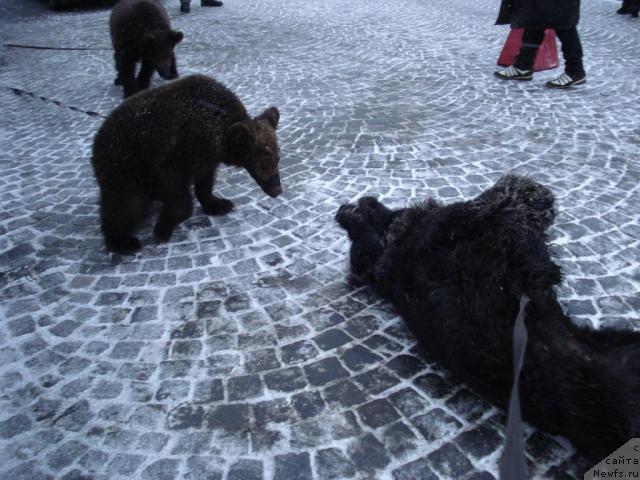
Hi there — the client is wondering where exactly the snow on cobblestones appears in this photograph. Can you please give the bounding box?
[0,0,638,478]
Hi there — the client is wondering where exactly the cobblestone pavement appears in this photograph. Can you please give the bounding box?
[1,0,638,478]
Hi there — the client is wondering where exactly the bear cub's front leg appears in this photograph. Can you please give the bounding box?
[195,173,235,215]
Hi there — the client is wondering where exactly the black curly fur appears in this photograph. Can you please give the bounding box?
[618,0,640,17]
[336,174,640,462]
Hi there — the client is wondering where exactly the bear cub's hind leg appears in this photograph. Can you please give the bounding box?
[116,52,138,97]
[100,192,146,254]
[153,169,194,241]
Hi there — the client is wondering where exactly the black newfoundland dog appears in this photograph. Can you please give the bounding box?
[336,174,640,463]
[618,0,640,17]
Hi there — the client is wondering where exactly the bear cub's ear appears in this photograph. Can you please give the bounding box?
[169,31,184,45]
[142,33,158,52]
[228,123,256,151]
[256,107,280,129]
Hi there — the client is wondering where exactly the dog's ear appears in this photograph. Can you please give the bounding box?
[336,204,369,241]
[336,204,355,231]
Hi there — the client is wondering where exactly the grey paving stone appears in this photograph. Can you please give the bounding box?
[253,398,293,425]
[392,457,439,480]
[445,388,494,422]
[304,357,350,386]
[354,368,401,394]
[244,349,280,373]
[91,380,123,399]
[183,456,223,480]
[264,366,307,393]
[61,469,97,480]
[32,398,61,422]
[341,344,383,371]
[280,340,320,365]
[323,379,368,408]
[411,408,464,443]
[136,431,170,452]
[313,328,353,351]
[273,452,312,480]
[383,421,419,457]
[78,449,109,470]
[292,391,326,420]
[170,320,205,339]
[170,432,212,454]
[228,374,263,400]
[315,448,356,479]
[386,354,428,379]
[356,398,401,429]
[390,387,430,418]
[46,440,88,469]
[2,461,54,480]
[250,427,285,453]
[204,404,251,433]
[8,317,36,337]
[414,373,454,399]
[228,459,263,480]
[106,453,145,476]
[141,458,179,480]
[348,433,392,474]
[454,424,503,459]
[52,400,92,431]
[0,414,31,439]
[166,404,205,430]
[193,379,225,403]
[427,443,474,478]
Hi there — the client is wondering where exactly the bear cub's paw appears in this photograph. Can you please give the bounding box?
[202,198,235,216]
[106,236,142,255]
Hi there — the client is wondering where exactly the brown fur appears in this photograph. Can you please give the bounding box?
[91,74,282,254]
[109,0,183,97]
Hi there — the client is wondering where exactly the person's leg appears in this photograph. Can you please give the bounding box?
[513,29,545,71]
[180,0,190,13]
[546,28,586,88]
[495,29,544,80]
[555,28,585,78]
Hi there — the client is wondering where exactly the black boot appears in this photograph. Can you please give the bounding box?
[180,1,190,13]
[201,0,223,6]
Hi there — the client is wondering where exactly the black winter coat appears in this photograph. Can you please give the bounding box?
[496,0,580,29]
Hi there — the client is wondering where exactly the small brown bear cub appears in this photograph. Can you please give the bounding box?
[91,74,282,254]
[110,0,183,97]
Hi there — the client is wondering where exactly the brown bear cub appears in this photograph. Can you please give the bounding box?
[110,0,183,98]
[91,74,282,254]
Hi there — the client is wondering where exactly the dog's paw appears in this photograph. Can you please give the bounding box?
[153,223,175,242]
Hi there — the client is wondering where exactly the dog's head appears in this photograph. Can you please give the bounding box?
[335,197,400,281]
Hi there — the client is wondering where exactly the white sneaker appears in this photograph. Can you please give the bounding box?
[545,72,587,89]
[494,66,534,81]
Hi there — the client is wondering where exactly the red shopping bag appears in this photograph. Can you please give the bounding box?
[497,29,559,72]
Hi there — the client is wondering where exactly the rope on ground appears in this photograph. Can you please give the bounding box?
[3,43,113,51]
[6,86,106,119]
